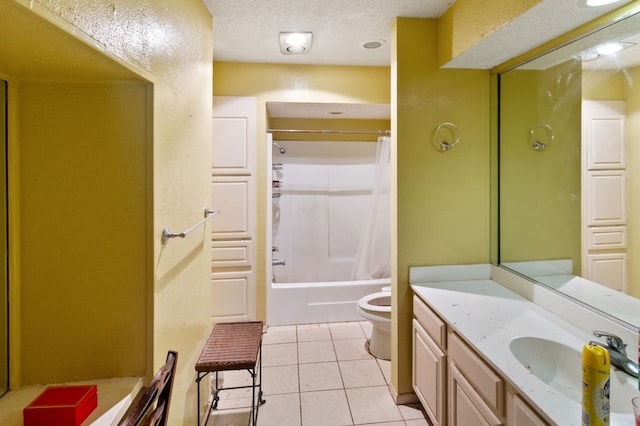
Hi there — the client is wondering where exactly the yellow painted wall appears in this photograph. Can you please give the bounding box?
[583,70,626,100]
[393,18,491,396]
[213,62,390,321]
[17,82,148,384]
[499,61,582,272]
[3,1,213,424]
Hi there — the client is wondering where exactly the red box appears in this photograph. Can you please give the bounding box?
[23,385,98,426]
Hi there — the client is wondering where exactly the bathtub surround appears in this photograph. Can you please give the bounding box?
[268,139,392,325]
[272,140,378,284]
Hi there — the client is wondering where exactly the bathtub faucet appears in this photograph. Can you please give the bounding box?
[272,258,286,266]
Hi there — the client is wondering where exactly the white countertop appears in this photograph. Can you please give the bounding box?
[411,279,640,426]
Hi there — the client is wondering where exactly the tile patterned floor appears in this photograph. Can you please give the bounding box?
[207,321,430,426]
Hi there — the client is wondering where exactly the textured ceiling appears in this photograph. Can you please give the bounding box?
[204,0,454,66]
[444,0,637,69]
[203,0,635,68]
[205,0,637,121]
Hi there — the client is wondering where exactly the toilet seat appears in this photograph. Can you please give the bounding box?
[357,292,391,314]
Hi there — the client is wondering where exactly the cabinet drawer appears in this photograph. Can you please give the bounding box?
[448,331,504,416]
[211,240,252,268]
[587,226,626,250]
[413,296,446,349]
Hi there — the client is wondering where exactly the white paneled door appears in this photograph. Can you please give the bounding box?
[582,100,627,292]
[211,96,256,321]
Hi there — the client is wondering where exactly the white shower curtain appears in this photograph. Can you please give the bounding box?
[351,135,391,280]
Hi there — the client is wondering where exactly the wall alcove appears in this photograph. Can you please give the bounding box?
[0,1,152,389]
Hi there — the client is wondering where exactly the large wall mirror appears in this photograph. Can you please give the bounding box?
[499,8,640,329]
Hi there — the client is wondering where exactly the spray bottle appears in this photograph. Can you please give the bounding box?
[582,343,610,426]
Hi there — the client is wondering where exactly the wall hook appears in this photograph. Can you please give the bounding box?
[432,122,460,152]
[529,124,554,151]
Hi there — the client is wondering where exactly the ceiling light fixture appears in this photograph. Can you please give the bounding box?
[597,42,624,55]
[578,0,622,7]
[580,41,635,61]
[362,39,387,50]
[596,41,635,55]
[279,32,313,55]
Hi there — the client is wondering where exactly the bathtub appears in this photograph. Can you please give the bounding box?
[267,277,390,326]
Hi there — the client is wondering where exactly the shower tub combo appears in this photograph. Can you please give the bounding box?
[268,138,390,326]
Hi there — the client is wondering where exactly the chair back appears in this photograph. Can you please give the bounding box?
[120,351,177,426]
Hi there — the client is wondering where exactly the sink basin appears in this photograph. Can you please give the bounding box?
[509,336,582,401]
[509,336,636,415]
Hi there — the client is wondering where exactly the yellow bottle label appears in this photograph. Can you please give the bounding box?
[582,344,610,426]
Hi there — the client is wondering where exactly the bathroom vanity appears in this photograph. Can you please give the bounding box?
[410,264,640,426]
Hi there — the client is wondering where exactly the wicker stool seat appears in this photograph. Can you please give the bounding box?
[195,321,264,426]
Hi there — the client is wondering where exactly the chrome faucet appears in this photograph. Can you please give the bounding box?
[272,258,286,266]
[590,330,639,378]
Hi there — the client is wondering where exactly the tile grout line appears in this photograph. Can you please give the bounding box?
[330,325,356,426]
[296,325,303,426]
[259,322,427,426]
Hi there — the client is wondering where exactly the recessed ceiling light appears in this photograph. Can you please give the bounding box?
[362,39,387,50]
[580,41,635,60]
[578,0,622,7]
[597,42,624,55]
[596,41,635,55]
[279,32,313,55]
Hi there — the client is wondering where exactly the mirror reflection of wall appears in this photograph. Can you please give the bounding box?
[498,10,640,329]
[500,59,582,271]
[0,80,7,397]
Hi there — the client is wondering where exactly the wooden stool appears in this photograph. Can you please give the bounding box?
[195,321,265,425]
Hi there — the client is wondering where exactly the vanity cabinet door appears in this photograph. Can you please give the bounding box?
[448,332,504,416]
[413,319,446,426]
[510,394,548,426]
[449,364,503,426]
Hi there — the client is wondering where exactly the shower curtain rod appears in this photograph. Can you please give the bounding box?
[267,128,390,135]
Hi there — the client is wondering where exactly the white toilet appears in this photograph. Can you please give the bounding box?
[357,287,391,360]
